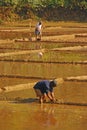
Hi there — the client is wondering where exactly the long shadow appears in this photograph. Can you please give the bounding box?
[56,102,87,106]
[12,97,87,106]
[13,98,38,104]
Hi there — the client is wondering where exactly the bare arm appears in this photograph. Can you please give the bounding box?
[51,92,56,101]
[46,92,56,102]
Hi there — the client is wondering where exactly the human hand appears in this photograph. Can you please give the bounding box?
[50,99,57,103]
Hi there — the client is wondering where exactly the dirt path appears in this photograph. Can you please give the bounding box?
[52,45,87,51]
[65,75,87,81]
[0,76,87,93]
[0,82,35,93]
[14,34,87,43]
[0,49,45,57]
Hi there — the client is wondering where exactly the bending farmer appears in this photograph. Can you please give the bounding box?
[33,80,57,103]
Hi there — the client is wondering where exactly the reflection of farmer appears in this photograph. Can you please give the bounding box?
[35,21,42,40]
[33,105,57,126]
[33,80,57,103]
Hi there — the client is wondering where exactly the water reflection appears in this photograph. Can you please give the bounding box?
[33,104,57,127]
[0,102,87,130]
[0,107,13,130]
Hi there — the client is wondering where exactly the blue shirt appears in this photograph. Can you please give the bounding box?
[33,80,53,94]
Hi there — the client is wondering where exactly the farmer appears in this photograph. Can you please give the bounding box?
[33,80,57,103]
[35,21,42,40]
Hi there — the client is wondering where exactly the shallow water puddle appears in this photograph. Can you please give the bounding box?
[0,101,87,130]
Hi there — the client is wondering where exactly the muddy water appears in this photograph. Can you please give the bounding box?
[0,61,87,79]
[0,101,87,130]
[0,61,87,130]
[55,81,87,104]
[0,61,87,102]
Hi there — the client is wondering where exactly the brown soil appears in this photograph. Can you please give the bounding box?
[0,21,87,93]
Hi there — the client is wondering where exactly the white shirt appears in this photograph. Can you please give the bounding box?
[36,23,42,31]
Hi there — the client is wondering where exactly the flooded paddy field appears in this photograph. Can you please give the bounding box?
[0,22,87,130]
[0,50,87,63]
[0,61,87,79]
[0,79,87,104]
[0,101,87,130]
[0,79,87,130]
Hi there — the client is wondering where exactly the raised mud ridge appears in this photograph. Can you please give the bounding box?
[0,76,87,93]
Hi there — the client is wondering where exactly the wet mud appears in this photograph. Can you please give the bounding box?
[0,22,87,130]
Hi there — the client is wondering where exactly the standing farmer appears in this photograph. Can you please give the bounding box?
[35,21,42,41]
[33,80,57,103]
